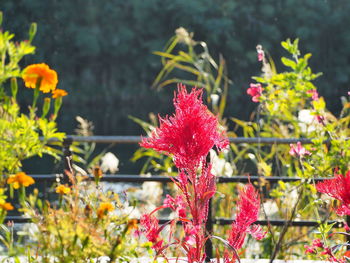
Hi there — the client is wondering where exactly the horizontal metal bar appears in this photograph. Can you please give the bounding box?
[45,136,320,145]
[214,218,344,228]
[28,174,329,183]
[5,216,343,228]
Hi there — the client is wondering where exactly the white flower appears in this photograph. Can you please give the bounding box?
[298,109,317,133]
[100,152,119,173]
[210,149,233,177]
[262,200,279,219]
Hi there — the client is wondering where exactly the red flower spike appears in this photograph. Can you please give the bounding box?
[228,184,263,250]
[140,84,228,170]
[316,170,350,216]
[140,214,163,250]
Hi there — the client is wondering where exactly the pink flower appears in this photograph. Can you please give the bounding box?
[316,170,350,216]
[289,142,311,157]
[256,44,265,62]
[247,83,263,103]
[307,89,319,101]
[227,184,265,250]
[140,84,228,169]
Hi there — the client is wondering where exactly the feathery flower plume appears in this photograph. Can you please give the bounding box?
[140,84,228,169]
[228,184,264,249]
[225,184,265,263]
[316,170,350,216]
[140,214,164,250]
[139,84,263,262]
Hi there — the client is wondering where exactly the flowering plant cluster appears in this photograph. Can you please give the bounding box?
[139,85,265,262]
[0,13,69,223]
[20,171,142,263]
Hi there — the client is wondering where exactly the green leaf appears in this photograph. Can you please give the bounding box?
[281,57,296,69]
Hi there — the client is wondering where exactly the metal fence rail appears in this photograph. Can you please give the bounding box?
[47,135,316,144]
[6,172,344,227]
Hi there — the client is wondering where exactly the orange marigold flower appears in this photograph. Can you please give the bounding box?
[22,63,58,93]
[97,202,114,218]
[52,89,68,99]
[7,172,35,189]
[0,202,14,211]
[55,184,71,195]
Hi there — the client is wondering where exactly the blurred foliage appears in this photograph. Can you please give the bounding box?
[19,173,143,262]
[1,0,350,134]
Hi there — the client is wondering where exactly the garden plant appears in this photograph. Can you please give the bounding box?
[0,9,350,263]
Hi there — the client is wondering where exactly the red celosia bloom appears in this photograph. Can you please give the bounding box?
[140,214,163,250]
[140,84,228,169]
[139,84,263,262]
[316,170,350,216]
[289,141,311,158]
[227,184,265,250]
[247,83,263,103]
[224,184,265,263]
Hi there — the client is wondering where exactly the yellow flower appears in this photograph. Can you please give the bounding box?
[52,89,68,99]
[55,184,71,195]
[22,63,58,93]
[97,202,114,218]
[0,202,14,211]
[7,172,35,189]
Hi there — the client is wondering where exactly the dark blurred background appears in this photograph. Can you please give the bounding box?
[2,0,350,172]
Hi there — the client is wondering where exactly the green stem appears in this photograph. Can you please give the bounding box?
[19,186,26,205]
[30,79,41,118]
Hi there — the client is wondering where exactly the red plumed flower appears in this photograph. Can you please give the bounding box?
[140,214,163,250]
[316,170,350,216]
[140,84,228,169]
[228,184,265,250]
